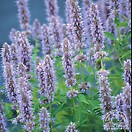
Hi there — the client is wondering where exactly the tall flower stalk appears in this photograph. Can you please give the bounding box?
[16,0,30,31]
[62,38,76,87]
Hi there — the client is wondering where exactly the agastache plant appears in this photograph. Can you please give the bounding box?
[0,0,131,131]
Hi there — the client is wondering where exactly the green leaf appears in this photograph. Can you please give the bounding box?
[104,32,116,41]
[114,18,120,25]
[77,94,89,105]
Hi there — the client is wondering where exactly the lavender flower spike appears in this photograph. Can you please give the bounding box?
[67,0,85,51]
[65,122,78,132]
[82,0,92,48]
[18,77,35,131]
[89,4,104,52]
[97,69,114,131]
[2,42,11,64]
[32,19,41,40]
[39,107,50,132]
[62,38,76,87]
[3,62,18,104]
[36,62,46,96]
[17,32,32,72]
[0,102,8,132]
[43,55,56,102]
[122,83,131,130]
[44,0,59,21]
[123,59,131,85]
[41,24,52,55]
[16,0,30,31]
[49,16,64,56]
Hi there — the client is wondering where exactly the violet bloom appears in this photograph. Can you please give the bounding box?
[41,24,52,55]
[115,93,127,130]
[89,4,104,52]
[66,0,85,52]
[2,43,11,64]
[43,55,56,102]
[44,0,59,21]
[18,76,35,131]
[122,83,131,130]
[32,19,41,40]
[39,107,50,132]
[36,62,46,96]
[97,69,114,130]
[0,102,8,132]
[10,44,18,74]
[16,0,30,31]
[62,38,76,87]
[18,63,27,78]
[49,16,64,56]
[82,0,92,48]
[16,31,32,72]
[67,89,79,99]
[65,122,78,132]
[3,62,17,104]
[123,59,131,85]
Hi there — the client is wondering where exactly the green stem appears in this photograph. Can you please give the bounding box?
[50,102,52,132]
[73,98,77,123]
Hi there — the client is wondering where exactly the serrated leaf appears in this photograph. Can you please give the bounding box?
[77,94,89,105]
[104,32,116,41]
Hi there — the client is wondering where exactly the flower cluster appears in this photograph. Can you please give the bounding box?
[16,0,30,31]
[39,107,50,132]
[62,38,76,87]
[65,122,78,132]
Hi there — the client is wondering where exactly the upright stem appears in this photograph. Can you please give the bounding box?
[50,102,52,132]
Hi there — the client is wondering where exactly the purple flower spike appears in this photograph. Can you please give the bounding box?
[32,19,41,40]
[82,0,92,48]
[123,59,131,85]
[37,62,46,96]
[41,24,52,55]
[2,42,11,64]
[66,0,85,51]
[49,16,64,56]
[39,107,50,132]
[18,77,35,131]
[65,122,78,132]
[89,4,104,52]
[122,83,131,130]
[10,44,18,73]
[44,0,59,21]
[97,69,114,130]
[43,55,56,103]
[3,62,18,104]
[16,31,32,72]
[0,102,8,132]
[62,38,76,87]
[16,0,30,31]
